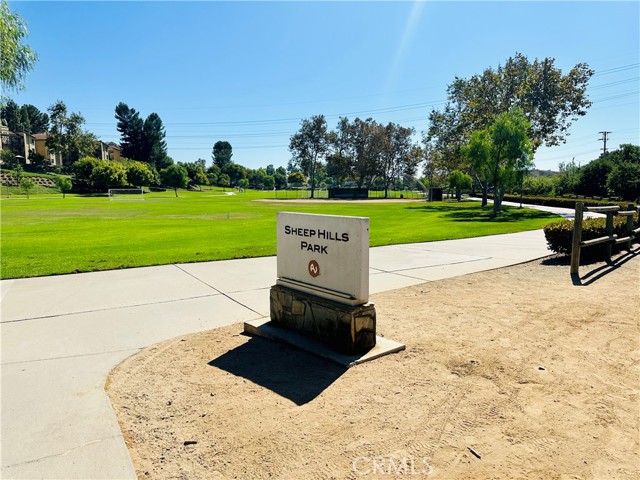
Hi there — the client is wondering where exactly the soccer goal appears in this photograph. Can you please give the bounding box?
[108,188,145,200]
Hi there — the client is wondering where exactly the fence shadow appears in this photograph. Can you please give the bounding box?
[208,336,345,406]
[570,247,640,286]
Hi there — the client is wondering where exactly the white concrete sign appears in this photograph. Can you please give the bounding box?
[276,212,369,305]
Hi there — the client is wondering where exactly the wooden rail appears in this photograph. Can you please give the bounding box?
[570,203,639,275]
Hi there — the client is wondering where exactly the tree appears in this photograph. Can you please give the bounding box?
[606,162,640,200]
[218,173,230,190]
[90,161,127,191]
[115,102,145,160]
[126,160,155,187]
[20,104,48,133]
[180,161,208,190]
[19,177,34,198]
[1,148,18,169]
[221,162,246,187]
[160,164,188,197]
[423,104,468,180]
[46,101,97,165]
[602,143,639,164]
[266,164,275,176]
[379,122,415,198]
[273,171,287,189]
[2,101,50,133]
[115,103,169,169]
[555,158,580,196]
[443,53,593,151]
[463,109,532,216]
[143,112,168,169]
[288,171,306,186]
[206,163,220,186]
[28,150,48,172]
[0,0,38,94]
[212,141,233,169]
[351,117,385,189]
[289,115,330,198]
[1,99,23,131]
[575,158,612,198]
[426,53,593,182]
[55,176,72,198]
[447,170,473,201]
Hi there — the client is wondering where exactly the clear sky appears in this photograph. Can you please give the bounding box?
[7,0,640,172]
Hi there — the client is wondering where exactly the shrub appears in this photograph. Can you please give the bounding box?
[544,213,639,259]
[89,161,127,191]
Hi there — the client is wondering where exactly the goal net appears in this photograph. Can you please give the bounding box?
[108,188,145,200]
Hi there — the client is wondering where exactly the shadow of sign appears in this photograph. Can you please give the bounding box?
[208,336,346,406]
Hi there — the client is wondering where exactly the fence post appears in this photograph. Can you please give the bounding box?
[570,202,584,275]
[626,203,635,251]
[605,211,614,260]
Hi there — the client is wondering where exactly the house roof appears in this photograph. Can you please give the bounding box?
[32,133,49,140]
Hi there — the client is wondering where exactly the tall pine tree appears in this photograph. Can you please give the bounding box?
[115,103,169,169]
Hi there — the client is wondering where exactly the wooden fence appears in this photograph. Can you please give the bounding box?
[570,202,640,274]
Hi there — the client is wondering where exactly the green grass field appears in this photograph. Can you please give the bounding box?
[0,189,560,279]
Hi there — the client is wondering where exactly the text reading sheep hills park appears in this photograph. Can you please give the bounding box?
[283,225,350,254]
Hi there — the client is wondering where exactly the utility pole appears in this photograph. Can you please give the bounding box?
[598,131,611,155]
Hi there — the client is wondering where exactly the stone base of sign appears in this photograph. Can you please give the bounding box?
[269,284,376,355]
[244,318,406,369]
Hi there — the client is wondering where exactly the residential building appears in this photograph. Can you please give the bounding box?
[32,133,63,167]
[1,125,36,164]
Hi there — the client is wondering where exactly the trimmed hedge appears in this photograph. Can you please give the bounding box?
[490,194,632,210]
[543,213,639,259]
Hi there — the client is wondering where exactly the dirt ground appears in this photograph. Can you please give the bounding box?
[107,251,639,480]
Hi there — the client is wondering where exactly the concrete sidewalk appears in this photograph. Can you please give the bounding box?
[1,226,556,479]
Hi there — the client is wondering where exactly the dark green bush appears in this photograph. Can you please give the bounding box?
[544,213,639,259]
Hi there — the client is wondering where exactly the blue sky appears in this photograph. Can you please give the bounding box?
[8,0,640,172]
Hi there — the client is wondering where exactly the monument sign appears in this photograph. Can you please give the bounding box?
[276,212,369,306]
[269,212,376,354]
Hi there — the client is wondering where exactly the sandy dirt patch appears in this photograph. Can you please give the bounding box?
[107,252,639,479]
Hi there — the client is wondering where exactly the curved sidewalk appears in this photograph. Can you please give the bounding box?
[1,218,562,478]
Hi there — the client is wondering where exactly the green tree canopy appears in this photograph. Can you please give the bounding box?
[160,164,188,197]
[212,141,233,169]
[90,161,127,191]
[426,53,593,180]
[115,103,169,170]
[447,170,473,201]
[289,115,330,198]
[46,101,97,165]
[126,160,155,187]
[55,176,72,198]
[115,102,145,160]
[0,0,37,95]
[463,109,533,216]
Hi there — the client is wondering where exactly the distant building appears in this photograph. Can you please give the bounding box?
[32,133,63,167]
[1,126,121,167]
[1,125,36,164]
[107,143,121,161]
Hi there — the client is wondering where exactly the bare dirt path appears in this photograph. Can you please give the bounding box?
[107,251,639,479]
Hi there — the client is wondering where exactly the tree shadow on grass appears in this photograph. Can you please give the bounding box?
[406,203,558,223]
[208,336,345,406]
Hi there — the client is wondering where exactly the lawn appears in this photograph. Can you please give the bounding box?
[0,189,560,279]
